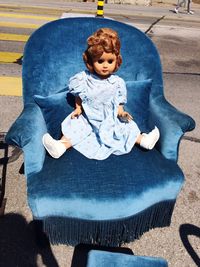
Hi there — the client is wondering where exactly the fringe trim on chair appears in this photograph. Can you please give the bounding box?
[42,200,175,246]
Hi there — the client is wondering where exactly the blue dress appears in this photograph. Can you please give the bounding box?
[61,71,140,160]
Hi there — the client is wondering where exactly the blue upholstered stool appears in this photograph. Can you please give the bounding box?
[86,250,168,267]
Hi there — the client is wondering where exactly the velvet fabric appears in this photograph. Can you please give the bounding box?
[126,79,152,132]
[149,95,195,161]
[5,103,47,175]
[34,91,74,139]
[86,251,168,267]
[28,148,183,220]
[6,17,195,245]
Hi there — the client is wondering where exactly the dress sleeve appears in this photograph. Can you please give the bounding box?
[68,71,86,96]
[117,77,127,105]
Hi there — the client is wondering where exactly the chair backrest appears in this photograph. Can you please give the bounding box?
[22,17,163,104]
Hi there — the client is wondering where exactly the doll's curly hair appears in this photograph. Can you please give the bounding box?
[83,28,122,73]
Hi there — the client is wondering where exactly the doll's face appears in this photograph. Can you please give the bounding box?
[93,52,117,79]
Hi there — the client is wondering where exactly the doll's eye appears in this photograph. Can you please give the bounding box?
[108,59,114,64]
[98,59,104,64]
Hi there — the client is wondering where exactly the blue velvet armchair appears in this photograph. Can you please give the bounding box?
[6,18,195,246]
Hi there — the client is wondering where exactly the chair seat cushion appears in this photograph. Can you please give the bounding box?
[86,250,168,267]
[28,146,184,220]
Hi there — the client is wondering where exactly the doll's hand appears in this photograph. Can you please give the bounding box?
[118,111,133,122]
[71,107,82,119]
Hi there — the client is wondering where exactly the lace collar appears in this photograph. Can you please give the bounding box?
[86,70,117,84]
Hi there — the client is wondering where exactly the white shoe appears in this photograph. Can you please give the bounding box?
[140,127,160,150]
[174,7,179,14]
[187,10,194,14]
[42,133,66,158]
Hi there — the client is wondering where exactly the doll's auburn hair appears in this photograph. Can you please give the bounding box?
[83,28,122,73]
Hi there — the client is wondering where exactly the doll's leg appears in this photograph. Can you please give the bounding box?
[136,127,160,150]
[60,136,72,149]
[42,133,72,159]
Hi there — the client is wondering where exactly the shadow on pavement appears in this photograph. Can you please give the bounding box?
[0,213,59,267]
[71,243,134,267]
[180,223,200,266]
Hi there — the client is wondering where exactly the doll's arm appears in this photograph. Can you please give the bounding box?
[118,105,133,122]
[71,96,83,118]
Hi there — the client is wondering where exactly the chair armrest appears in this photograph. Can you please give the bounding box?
[149,95,195,162]
[6,103,47,175]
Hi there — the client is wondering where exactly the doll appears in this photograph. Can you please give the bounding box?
[42,28,160,159]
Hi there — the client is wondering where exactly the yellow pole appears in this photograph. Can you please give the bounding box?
[96,0,104,17]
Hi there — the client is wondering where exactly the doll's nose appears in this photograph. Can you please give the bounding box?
[103,62,108,68]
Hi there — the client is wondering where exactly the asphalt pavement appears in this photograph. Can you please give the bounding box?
[0,1,200,267]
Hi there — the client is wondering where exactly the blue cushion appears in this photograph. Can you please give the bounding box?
[28,145,183,220]
[126,79,152,132]
[86,251,168,267]
[34,91,74,139]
